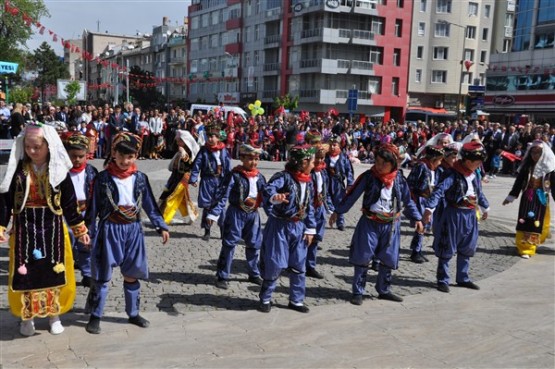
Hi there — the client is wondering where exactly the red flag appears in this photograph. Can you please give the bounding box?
[464,60,474,71]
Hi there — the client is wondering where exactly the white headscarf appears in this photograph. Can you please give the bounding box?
[415,132,454,158]
[0,123,72,193]
[520,140,555,179]
[168,130,200,170]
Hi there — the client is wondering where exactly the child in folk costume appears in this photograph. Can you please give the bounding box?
[85,132,170,334]
[159,130,200,225]
[423,142,489,293]
[503,140,555,258]
[325,134,354,231]
[406,145,444,264]
[330,144,423,305]
[207,144,267,289]
[0,123,90,336]
[189,123,231,241]
[305,130,334,279]
[64,133,99,287]
[258,145,317,313]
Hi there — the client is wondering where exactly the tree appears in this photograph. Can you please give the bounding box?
[273,94,299,111]
[128,65,165,108]
[0,0,49,64]
[64,80,80,105]
[30,42,69,102]
[8,85,33,104]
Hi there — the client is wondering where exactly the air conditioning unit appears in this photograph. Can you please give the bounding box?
[435,101,444,108]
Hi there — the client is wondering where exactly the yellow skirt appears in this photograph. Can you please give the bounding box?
[162,176,198,225]
[516,203,551,256]
[8,225,76,319]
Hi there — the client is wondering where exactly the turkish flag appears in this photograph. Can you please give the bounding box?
[464,60,474,71]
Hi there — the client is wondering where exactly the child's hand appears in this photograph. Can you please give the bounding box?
[272,192,289,204]
[161,230,170,244]
[422,210,433,224]
[329,212,338,227]
[304,234,314,246]
[206,219,214,227]
[78,234,91,248]
[190,182,198,187]
[414,221,424,234]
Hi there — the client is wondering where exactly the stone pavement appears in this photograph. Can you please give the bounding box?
[0,159,553,368]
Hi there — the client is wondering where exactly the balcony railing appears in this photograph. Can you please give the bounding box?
[263,62,281,72]
[352,29,374,41]
[300,59,321,68]
[301,28,322,39]
[351,60,373,71]
[264,34,281,45]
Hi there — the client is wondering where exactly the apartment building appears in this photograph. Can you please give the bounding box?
[408,0,495,114]
[188,0,413,122]
[485,0,555,124]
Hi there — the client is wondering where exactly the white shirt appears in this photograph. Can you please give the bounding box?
[369,186,393,213]
[113,176,135,206]
[70,171,86,201]
[247,176,259,198]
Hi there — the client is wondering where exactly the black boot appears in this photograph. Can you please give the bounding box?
[201,229,210,241]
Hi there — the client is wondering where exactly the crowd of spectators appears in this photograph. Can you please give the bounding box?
[1,99,554,175]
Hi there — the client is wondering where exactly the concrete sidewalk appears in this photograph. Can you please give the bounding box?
[0,161,553,368]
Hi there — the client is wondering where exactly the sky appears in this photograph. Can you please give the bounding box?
[25,0,190,55]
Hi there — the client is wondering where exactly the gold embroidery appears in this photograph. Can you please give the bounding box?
[20,288,61,320]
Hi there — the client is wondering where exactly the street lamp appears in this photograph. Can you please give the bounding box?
[438,20,467,120]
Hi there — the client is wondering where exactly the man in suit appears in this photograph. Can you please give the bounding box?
[108,105,125,149]
[501,125,519,175]
[55,105,69,124]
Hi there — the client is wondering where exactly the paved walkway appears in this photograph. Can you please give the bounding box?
[1,160,553,368]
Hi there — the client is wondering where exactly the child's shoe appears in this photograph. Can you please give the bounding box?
[49,316,64,335]
[20,319,35,336]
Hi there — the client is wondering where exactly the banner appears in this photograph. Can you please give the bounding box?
[0,61,19,74]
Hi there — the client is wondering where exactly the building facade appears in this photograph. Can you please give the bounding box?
[188,0,413,122]
[485,0,555,124]
[407,0,495,115]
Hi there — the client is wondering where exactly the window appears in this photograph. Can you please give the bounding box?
[210,34,219,48]
[435,22,450,37]
[368,77,382,94]
[503,39,511,53]
[484,4,491,18]
[420,0,427,12]
[397,0,404,8]
[464,72,473,84]
[464,49,474,61]
[480,50,487,63]
[466,26,476,39]
[416,46,424,59]
[211,10,219,26]
[468,2,478,17]
[432,70,447,83]
[245,26,251,43]
[418,22,425,36]
[254,50,259,66]
[433,47,448,60]
[436,0,451,13]
[254,25,260,41]
[371,19,385,35]
[393,48,401,66]
[392,77,400,96]
[482,28,489,41]
[201,13,209,27]
[191,16,199,30]
[370,47,384,64]
[395,19,402,37]
[415,69,422,83]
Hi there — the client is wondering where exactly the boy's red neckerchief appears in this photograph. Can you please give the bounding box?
[106,161,138,179]
[233,165,259,178]
[287,169,312,183]
[70,162,87,173]
[313,161,326,172]
[206,142,225,152]
[370,166,397,189]
[452,160,474,177]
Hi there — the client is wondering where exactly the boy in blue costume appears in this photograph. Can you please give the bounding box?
[189,123,231,241]
[207,144,267,289]
[423,141,489,293]
[325,134,354,231]
[330,144,423,305]
[64,133,98,287]
[258,145,317,313]
[85,132,170,334]
[406,145,444,263]
[305,130,334,279]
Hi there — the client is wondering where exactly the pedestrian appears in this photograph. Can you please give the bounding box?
[329,143,423,305]
[406,145,444,263]
[189,123,231,241]
[158,129,200,225]
[0,122,90,336]
[63,133,98,287]
[84,132,170,334]
[502,140,555,258]
[258,144,317,313]
[325,134,354,231]
[488,149,502,179]
[207,144,267,289]
[305,130,334,279]
[423,141,489,293]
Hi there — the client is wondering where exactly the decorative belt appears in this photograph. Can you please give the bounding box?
[449,196,477,209]
[236,197,259,213]
[314,193,324,207]
[107,205,139,224]
[362,208,400,223]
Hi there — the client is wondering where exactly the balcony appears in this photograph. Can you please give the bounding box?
[263,62,281,73]
[301,28,322,40]
[352,29,374,44]
[298,89,373,105]
[227,0,240,5]
[350,60,373,75]
[169,56,185,64]
[262,89,279,99]
[225,43,242,54]
[226,18,242,30]
[264,34,281,45]
[321,27,351,44]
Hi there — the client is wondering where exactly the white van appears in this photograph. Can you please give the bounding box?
[190,104,248,122]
